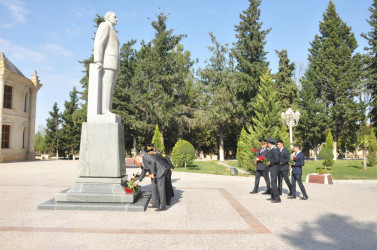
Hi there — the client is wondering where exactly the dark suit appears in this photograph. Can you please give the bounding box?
[278,147,292,195]
[252,148,271,193]
[138,154,168,209]
[155,153,175,204]
[268,146,281,201]
[291,152,308,198]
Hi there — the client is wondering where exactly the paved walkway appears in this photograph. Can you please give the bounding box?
[0,160,377,249]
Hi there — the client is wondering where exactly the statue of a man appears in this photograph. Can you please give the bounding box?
[93,11,120,116]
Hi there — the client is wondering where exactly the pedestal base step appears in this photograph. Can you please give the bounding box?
[38,191,151,212]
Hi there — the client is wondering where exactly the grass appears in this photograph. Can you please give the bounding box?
[174,160,249,176]
[174,159,377,180]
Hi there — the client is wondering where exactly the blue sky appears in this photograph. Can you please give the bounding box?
[0,0,373,130]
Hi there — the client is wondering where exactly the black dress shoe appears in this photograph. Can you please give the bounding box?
[287,196,296,199]
[148,205,158,208]
[262,191,271,195]
[288,193,293,196]
[300,196,309,200]
[249,191,258,194]
[155,207,167,211]
[279,192,282,195]
[271,199,281,203]
[166,202,171,205]
[266,198,272,201]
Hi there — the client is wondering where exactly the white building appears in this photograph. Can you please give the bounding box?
[0,53,42,162]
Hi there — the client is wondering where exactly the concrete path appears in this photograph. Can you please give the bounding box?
[0,160,377,249]
[217,161,251,175]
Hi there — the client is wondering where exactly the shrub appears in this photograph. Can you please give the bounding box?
[236,127,255,171]
[318,147,334,171]
[151,124,165,153]
[171,140,195,169]
[368,129,377,167]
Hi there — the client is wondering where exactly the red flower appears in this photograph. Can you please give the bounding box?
[293,156,296,160]
[131,178,134,181]
[252,148,258,152]
[125,187,133,194]
[259,156,265,161]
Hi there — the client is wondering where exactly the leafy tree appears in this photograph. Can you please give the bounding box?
[362,0,377,128]
[197,32,241,161]
[304,1,363,160]
[231,0,271,127]
[61,87,81,157]
[368,129,377,167]
[236,127,254,171]
[275,49,298,109]
[34,125,47,154]
[296,80,327,160]
[151,124,165,153]
[171,140,195,169]
[45,102,61,158]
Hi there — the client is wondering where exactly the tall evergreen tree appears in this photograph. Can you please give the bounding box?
[231,0,271,127]
[296,80,327,160]
[151,124,165,153]
[275,49,298,109]
[197,32,241,161]
[368,129,377,167]
[61,87,81,157]
[304,0,363,159]
[362,0,377,128]
[45,102,61,158]
[236,127,254,171]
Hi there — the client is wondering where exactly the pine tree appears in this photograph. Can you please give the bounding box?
[152,124,165,153]
[251,72,282,145]
[304,1,363,160]
[275,49,298,110]
[45,102,61,158]
[236,127,254,171]
[362,0,377,128]
[296,80,327,160]
[61,87,81,157]
[232,0,271,127]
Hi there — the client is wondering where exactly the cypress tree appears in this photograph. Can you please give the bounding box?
[368,129,377,167]
[362,0,377,128]
[232,0,271,127]
[152,124,165,153]
[236,127,254,171]
[325,131,334,167]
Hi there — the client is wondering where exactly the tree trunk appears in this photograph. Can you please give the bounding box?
[133,135,137,157]
[333,141,337,161]
[184,158,187,170]
[363,148,367,171]
[314,145,318,161]
[56,148,58,159]
[219,129,224,161]
[160,129,164,146]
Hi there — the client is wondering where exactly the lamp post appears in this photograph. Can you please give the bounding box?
[281,108,300,148]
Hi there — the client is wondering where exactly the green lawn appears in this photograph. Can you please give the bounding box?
[174,160,248,176]
[223,159,377,180]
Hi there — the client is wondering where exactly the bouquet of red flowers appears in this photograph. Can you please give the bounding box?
[124,173,140,194]
[289,156,296,166]
[252,148,258,153]
[258,156,269,165]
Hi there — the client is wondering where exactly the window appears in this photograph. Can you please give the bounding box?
[24,93,27,112]
[1,125,10,148]
[22,127,26,148]
[3,85,12,109]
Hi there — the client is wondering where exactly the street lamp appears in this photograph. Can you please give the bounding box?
[281,108,300,148]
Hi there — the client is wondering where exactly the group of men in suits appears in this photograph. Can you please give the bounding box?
[133,144,174,211]
[250,137,308,203]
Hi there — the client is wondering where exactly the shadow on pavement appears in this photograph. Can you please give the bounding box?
[280,213,377,249]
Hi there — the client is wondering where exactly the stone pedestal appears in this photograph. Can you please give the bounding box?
[78,122,126,177]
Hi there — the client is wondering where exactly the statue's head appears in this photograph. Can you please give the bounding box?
[105,11,118,26]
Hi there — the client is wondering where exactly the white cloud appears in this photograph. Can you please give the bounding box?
[64,27,81,37]
[42,44,72,56]
[0,38,45,63]
[0,0,27,24]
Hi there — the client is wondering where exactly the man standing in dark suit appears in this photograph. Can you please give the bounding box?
[277,140,293,196]
[266,137,281,203]
[250,138,271,194]
[288,144,308,200]
[134,153,168,211]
